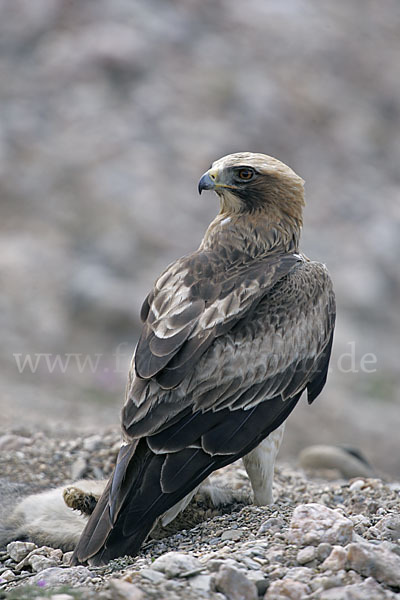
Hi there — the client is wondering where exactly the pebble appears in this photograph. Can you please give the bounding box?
[188,573,212,594]
[0,569,14,582]
[139,567,165,584]
[317,577,397,600]
[83,434,103,452]
[288,503,354,546]
[257,517,285,535]
[321,546,347,571]
[220,529,243,541]
[264,578,311,599]
[30,554,59,572]
[70,455,87,479]
[296,546,316,564]
[317,542,333,561]
[28,566,94,587]
[346,540,400,587]
[373,513,400,541]
[6,541,37,562]
[152,552,202,578]
[108,578,144,599]
[214,565,258,600]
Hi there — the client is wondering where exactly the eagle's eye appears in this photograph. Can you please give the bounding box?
[237,168,255,181]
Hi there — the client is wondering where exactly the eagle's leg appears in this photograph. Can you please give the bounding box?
[242,423,285,505]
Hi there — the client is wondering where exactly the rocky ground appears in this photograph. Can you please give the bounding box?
[0,430,399,600]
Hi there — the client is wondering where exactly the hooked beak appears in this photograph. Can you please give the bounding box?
[198,172,216,194]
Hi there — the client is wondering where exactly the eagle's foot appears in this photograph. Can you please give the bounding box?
[63,486,100,516]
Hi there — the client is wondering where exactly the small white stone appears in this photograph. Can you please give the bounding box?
[321,546,348,571]
[0,569,15,582]
[30,555,59,572]
[152,552,202,578]
[139,568,165,584]
[265,578,311,599]
[349,480,365,492]
[288,503,354,546]
[6,541,37,562]
[296,546,316,564]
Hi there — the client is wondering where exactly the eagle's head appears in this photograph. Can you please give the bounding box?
[198,152,304,223]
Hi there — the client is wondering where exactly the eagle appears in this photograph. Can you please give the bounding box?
[72,152,335,566]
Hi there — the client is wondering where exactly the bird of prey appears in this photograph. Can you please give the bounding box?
[72,152,335,566]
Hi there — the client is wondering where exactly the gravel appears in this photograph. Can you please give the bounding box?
[1,431,400,599]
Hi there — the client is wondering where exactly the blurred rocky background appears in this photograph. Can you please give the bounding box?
[0,0,399,475]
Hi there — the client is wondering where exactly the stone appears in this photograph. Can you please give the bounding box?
[83,434,102,452]
[373,513,400,541]
[188,574,212,594]
[0,569,15,582]
[139,568,165,584]
[214,565,258,600]
[264,578,311,599]
[108,578,144,600]
[317,543,333,561]
[0,434,32,450]
[346,540,400,587]
[152,552,202,578]
[283,567,313,583]
[63,551,74,565]
[30,555,59,572]
[220,529,243,541]
[321,546,347,571]
[6,541,37,562]
[50,595,75,600]
[296,546,316,564]
[28,566,93,587]
[318,577,397,600]
[288,504,353,546]
[70,456,87,479]
[257,517,285,535]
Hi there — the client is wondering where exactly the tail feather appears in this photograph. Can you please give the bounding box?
[72,393,302,566]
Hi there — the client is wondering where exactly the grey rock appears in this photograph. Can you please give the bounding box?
[28,566,94,587]
[346,540,400,587]
[296,546,316,564]
[317,543,333,561]
[288,503,354,546]
[318,577,397,600]
[220,529,243,541]
[30,554,59,572]
[152,551,202,578]
[188,574,212,594]
[6,541,37,562]
[49,595,75,600]
[214,565,258,600]
[139,568,165,584]
[257,517,285,535]
[373,513,400,541]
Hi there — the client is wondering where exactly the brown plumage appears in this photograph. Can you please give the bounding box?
[72,152,335,566]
